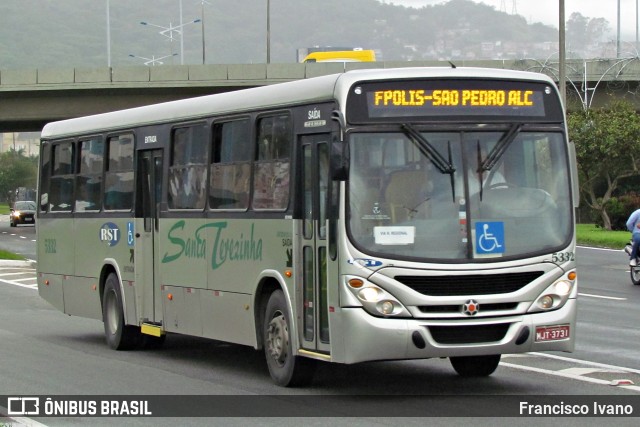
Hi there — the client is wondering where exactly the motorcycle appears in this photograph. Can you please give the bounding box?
[624,241,640,285]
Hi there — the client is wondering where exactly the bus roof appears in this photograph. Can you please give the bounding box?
[40,67,557,140]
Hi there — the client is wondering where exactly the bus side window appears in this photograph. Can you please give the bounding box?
[50,141,75,212]
[75,138,104,212]
[168,125,208,210]
[39,144,51,212]
[253,115,291,210]
[104,135,134,211]
[210,119,251,210]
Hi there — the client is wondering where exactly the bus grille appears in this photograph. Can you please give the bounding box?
[428,324,510,344]
[418,302,518,314]
[396,271,544,296]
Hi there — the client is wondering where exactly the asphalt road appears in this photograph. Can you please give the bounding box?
[1,223,640,425]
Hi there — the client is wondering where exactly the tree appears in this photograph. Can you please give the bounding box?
[568,101,640,229]
[0,149,38,204]
[566,12,609,48]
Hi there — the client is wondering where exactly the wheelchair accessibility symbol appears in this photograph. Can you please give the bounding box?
[475,221,505,254]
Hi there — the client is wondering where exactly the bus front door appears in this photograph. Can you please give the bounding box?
[299,135,331,355]
[135,149,163,324]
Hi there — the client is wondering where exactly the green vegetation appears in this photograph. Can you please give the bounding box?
[0,250,26,261]
[568,101,640,230]
[576,224,629,249]
[0,149,38,205]
[0,203,9,215]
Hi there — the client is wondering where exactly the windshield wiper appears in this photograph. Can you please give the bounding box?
[481,124,522,172]
[402,124,455,174]
[401,124,457,201]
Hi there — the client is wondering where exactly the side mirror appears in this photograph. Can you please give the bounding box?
[330,110,349,181]
[330,140,349,181]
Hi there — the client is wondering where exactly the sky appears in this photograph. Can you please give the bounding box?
[383,0,640,39]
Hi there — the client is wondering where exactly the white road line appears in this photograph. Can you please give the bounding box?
[0,278,38,289]
[500,361,640,392]
[577,245,625,253]
[529,351,640,376]
[578,292,627,301]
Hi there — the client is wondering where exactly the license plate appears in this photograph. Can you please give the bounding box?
[24,218,33,222]
[535,325,570,342]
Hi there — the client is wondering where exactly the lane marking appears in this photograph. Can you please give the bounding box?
[500,361,640,392]
[529,351,640,376]
[577,245,625,253]
[578,292,627,301]
[0,272,33,277]
[0,278,38,289]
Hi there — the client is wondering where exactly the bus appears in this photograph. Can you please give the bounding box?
[302,49,376,63]
[37,67,579,387]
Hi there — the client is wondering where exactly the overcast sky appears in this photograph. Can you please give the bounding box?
[383,0,640,38]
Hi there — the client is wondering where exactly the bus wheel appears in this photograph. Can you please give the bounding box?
[102,272,140,350]
[263,290,315,387]
[450,354,501,377]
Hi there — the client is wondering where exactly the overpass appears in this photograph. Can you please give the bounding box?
[2,58,640,133]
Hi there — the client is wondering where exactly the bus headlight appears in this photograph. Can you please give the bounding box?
[528,272,576,313]
[346,277,410,317]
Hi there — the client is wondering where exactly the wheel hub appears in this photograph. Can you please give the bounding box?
[267,312,289,366]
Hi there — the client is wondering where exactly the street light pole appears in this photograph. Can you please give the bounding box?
[618,0,621,58]
[140,18,201,65]
[201,1,206,64]
[179,0,184,65]
[198,0,212,65]
[266,0,271,64]
[559,0,566,107]
[129,53,178,66]
[106,0,111,67]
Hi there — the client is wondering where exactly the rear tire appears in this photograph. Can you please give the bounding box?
[263,290,315,387]
[102,272,140,350]
[631,267,640,286]
[450,354,501,377]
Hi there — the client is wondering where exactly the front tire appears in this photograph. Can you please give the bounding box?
[450,354,501,377]
[263,290,315,387]
[102,272,140,350]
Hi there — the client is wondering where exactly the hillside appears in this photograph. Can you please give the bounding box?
[0,0,564,69]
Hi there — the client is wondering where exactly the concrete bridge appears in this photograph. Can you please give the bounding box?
[2,58,640,133]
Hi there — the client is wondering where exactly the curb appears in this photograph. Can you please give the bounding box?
[0,259,36,268]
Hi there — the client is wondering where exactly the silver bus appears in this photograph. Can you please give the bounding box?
[37,67,578,386]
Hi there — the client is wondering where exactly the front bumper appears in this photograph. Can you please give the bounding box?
[335,298,576,364]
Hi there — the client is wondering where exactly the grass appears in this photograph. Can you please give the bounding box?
[575,223,629,249]
[0,203,9,215]
[0,249,26,260]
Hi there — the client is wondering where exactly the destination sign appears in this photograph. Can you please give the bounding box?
[347,79,563,123]
[372,89,535,108]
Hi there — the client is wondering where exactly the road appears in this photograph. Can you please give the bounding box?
[1,222,639,425]
[0,215,36,260]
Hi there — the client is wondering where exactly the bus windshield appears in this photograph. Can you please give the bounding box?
[347,127,572,261]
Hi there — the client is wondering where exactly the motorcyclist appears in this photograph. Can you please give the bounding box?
[626,208,640,266]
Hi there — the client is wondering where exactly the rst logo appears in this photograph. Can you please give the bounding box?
[99,222,121,247]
